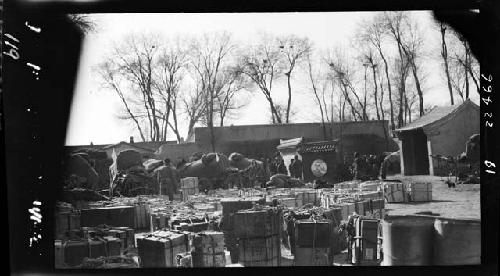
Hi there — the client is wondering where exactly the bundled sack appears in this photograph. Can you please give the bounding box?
[65,154,99,189]
[112,172,158,197]
[180,153,229,179]
[267,174,302,188]
[228,152,252,170]
[144,159,164,173]
[116,150,143,171]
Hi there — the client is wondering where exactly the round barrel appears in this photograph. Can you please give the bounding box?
[381,215,435,266]
[433,218,481,265]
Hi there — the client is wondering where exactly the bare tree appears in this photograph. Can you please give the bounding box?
[306,53,329,139]
[214,66,250,126]
[358,15,396,129]
[326,48,365,121]
[67,14,96,34]
[189,32,235,151]
[183,85,207,141]
[96,60,147,142]
[154,38,189,142]
[403,16,426,117]
[95,34,167,141]
[238,33,285,124]
[452,32,480,98]
[384,12,413,127]
[438,22,455,105]
[277,35,312,123]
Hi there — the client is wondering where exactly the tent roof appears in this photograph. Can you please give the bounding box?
[395,99,479,132]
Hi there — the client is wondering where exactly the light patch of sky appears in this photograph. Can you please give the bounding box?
[65,11,478,146]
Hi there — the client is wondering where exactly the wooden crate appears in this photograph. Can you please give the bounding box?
[137,230,190,267]
[237,235,281,267]
[294,247,331,266]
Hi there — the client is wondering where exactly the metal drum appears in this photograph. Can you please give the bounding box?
[381,215,435,266]
[433,218,481,265]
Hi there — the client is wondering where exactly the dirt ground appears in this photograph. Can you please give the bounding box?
[384,174,481,220]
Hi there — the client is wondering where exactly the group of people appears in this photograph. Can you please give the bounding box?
[351,152,387,181]
[266,152,303,179]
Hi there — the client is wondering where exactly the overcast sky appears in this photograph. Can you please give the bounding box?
[65,12,479,146]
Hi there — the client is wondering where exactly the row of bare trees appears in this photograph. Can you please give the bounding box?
[94,11,479,145]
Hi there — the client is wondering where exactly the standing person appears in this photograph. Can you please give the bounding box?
[277,159,288,175]
[288,158,295,177]
[269,157,278,176]
[352,152,362,180]
[290,155,303,179]
[155,158,179,200]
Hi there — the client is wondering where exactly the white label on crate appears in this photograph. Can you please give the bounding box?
[364,248,374,260]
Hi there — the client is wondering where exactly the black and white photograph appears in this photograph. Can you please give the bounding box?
[3,2,498,273]
[54,11,483,268]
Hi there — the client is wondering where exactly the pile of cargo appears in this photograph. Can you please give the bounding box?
[191,231,227,267]
[136,230,191,267]
[55,176,444,268]
[233,205,283,266]
[55,224,135,268]
[219,196,266,263]
[180,177,199,201]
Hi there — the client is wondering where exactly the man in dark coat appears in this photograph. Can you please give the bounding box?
[277,159,288,175]
[154,158,179,200]
[289,155,303,179]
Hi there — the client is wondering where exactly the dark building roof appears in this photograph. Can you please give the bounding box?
[299,140,338,154]
[395,99,479,132]
[102,141,156,152]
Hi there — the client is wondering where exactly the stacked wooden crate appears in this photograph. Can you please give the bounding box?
[55,210,81,239]
[80,206,135,228]
[180,177,199,201]
[383,182,408,203]
[233,206,282,267]
[330,202,356,221]
[294,189,319,206]
[55,236,123,268]
[406,182,432,202]
[191,231,226,267]
[335,180,362,190]
[136,230,190,267]
[220,197,265,263]
[293,219,333,266]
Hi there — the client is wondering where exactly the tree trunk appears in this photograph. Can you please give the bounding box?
[372,66,380,120]
[411,64,424,116]
[440,24,454,105]
[379,53,395,130]
[379,73,385,121]
[464,47,470,99]
[286,72,292,123]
